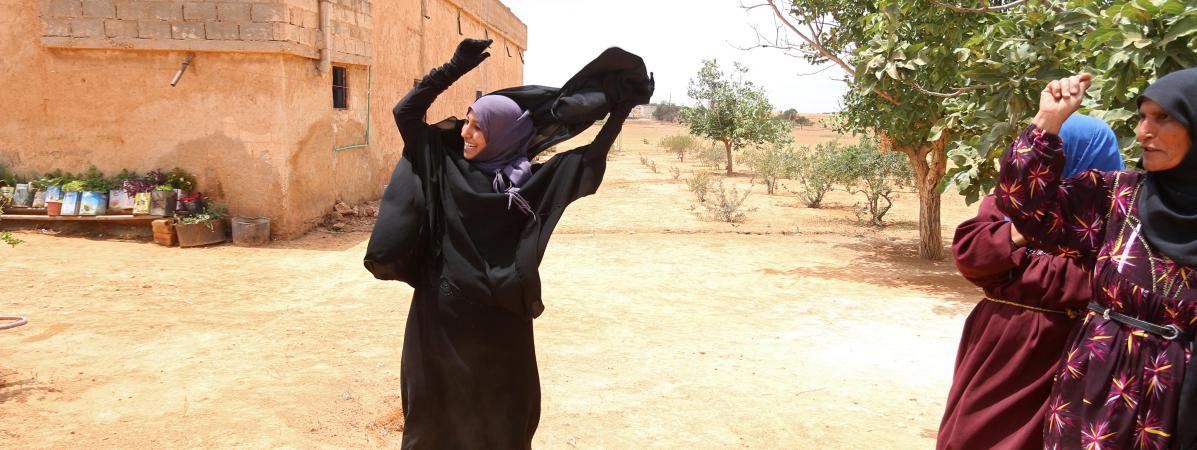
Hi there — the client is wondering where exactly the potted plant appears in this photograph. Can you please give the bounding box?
[60,179,86,216]
[174,197,227,247]
[121,173,154,215]
[28,175,45,209]
[0,165,16,206]
[78,165,114,216]
[165,167,197,210]
[40,171,70,216]
[10,173,33,208]
[108,169,140,213]
[151,184,177,216]
[144,169,176,216]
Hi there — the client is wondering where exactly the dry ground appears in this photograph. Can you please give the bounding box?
[1,120,982,448]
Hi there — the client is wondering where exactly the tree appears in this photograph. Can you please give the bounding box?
[756,0,986,259]
[780,108,815,127]
[652,102,684,122]
[682,60,792,175]
[940,0,1197,202]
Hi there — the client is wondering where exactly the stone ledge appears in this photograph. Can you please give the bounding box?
[42,36,321,59]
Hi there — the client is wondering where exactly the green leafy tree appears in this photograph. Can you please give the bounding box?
[780,108,815,127]
[759,0,1197,259]
[940,0,1197,203]
[683,60,792,175]
[757,0,975,258]
[651,102,685,122]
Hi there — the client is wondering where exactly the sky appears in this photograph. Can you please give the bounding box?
[497,0,848,113]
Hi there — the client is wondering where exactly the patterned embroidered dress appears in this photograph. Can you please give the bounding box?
[996,125,1196,449]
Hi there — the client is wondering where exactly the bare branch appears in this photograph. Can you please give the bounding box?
[795,64,837,77]
[931,0,1029,13]
[909,80,996,98]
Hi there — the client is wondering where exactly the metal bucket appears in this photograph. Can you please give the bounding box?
[231,216,271,247]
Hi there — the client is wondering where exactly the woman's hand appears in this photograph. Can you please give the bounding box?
[449,38,493,73]
[1031,73,1092,134]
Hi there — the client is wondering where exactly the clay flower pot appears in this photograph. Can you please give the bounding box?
[46,201,62,216]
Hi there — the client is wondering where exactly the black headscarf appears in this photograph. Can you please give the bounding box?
[1137,67,1197,268]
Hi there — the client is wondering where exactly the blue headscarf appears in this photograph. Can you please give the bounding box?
[1059,113,1125,178]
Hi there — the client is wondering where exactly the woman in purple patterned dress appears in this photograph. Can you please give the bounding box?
[995,68,1197,449]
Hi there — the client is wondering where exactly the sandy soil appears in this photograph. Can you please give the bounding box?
[1,120,983,448]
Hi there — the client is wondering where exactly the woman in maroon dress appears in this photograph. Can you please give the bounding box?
[938,115,1124,450]
[996,69,1197,449]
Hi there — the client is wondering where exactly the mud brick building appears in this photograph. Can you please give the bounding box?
[0,0,526,237]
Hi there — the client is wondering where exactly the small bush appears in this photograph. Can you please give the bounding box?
[704,181,754,224]
[639,154,649,166]
[836,136,913,226]
[658,135,699,162]
[697,144,725,170]
[670,166,682,179]
[686,172,715,202]
[649,161,659,173]
[744,144,796,195]
[792,142,840,208]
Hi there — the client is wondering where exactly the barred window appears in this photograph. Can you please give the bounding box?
[332,67,348,109]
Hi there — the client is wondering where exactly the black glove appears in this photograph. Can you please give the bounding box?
[448,38,493,73]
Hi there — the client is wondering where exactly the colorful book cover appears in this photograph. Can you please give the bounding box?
[109,190,133,211]
[60,192,81,215]
[44,185,62,203]
[132,192,152,215]
[79,192,108,216]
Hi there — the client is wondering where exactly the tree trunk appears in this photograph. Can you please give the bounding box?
[894,133,950,260]
[724,141,734,176]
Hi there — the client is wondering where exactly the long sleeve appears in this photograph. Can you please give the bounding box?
[392,63,466,170]
[994,124,1116,259]
[537,105,633,206]
[956,196,1093,311]
[953,196,1021,289]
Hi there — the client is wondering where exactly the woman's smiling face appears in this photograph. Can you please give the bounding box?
[1136,99,1191,172]
[462,110,488,160]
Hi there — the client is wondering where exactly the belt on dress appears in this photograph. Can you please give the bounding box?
[983,296,1078,318]
[1087,302,1193,341]
[1087,302,1197,449]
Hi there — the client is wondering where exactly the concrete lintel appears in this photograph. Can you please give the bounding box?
[41,36,321,59]
[330,51,371,67]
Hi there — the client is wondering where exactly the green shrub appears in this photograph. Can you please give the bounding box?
[686,172,715,202]
[658,134,699,162]
[792,142,840,208]
[704,181,754,223]
[744,144,796,195]
[835,136,913,226]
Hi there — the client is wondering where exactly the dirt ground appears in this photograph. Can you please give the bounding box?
[1,120,983,448]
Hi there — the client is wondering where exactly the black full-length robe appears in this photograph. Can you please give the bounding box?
[368,50,649,449]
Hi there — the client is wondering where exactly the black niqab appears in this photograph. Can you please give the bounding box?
[1137,67,1197,268]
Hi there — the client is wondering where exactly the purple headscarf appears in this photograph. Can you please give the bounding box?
[467,95,537,216]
